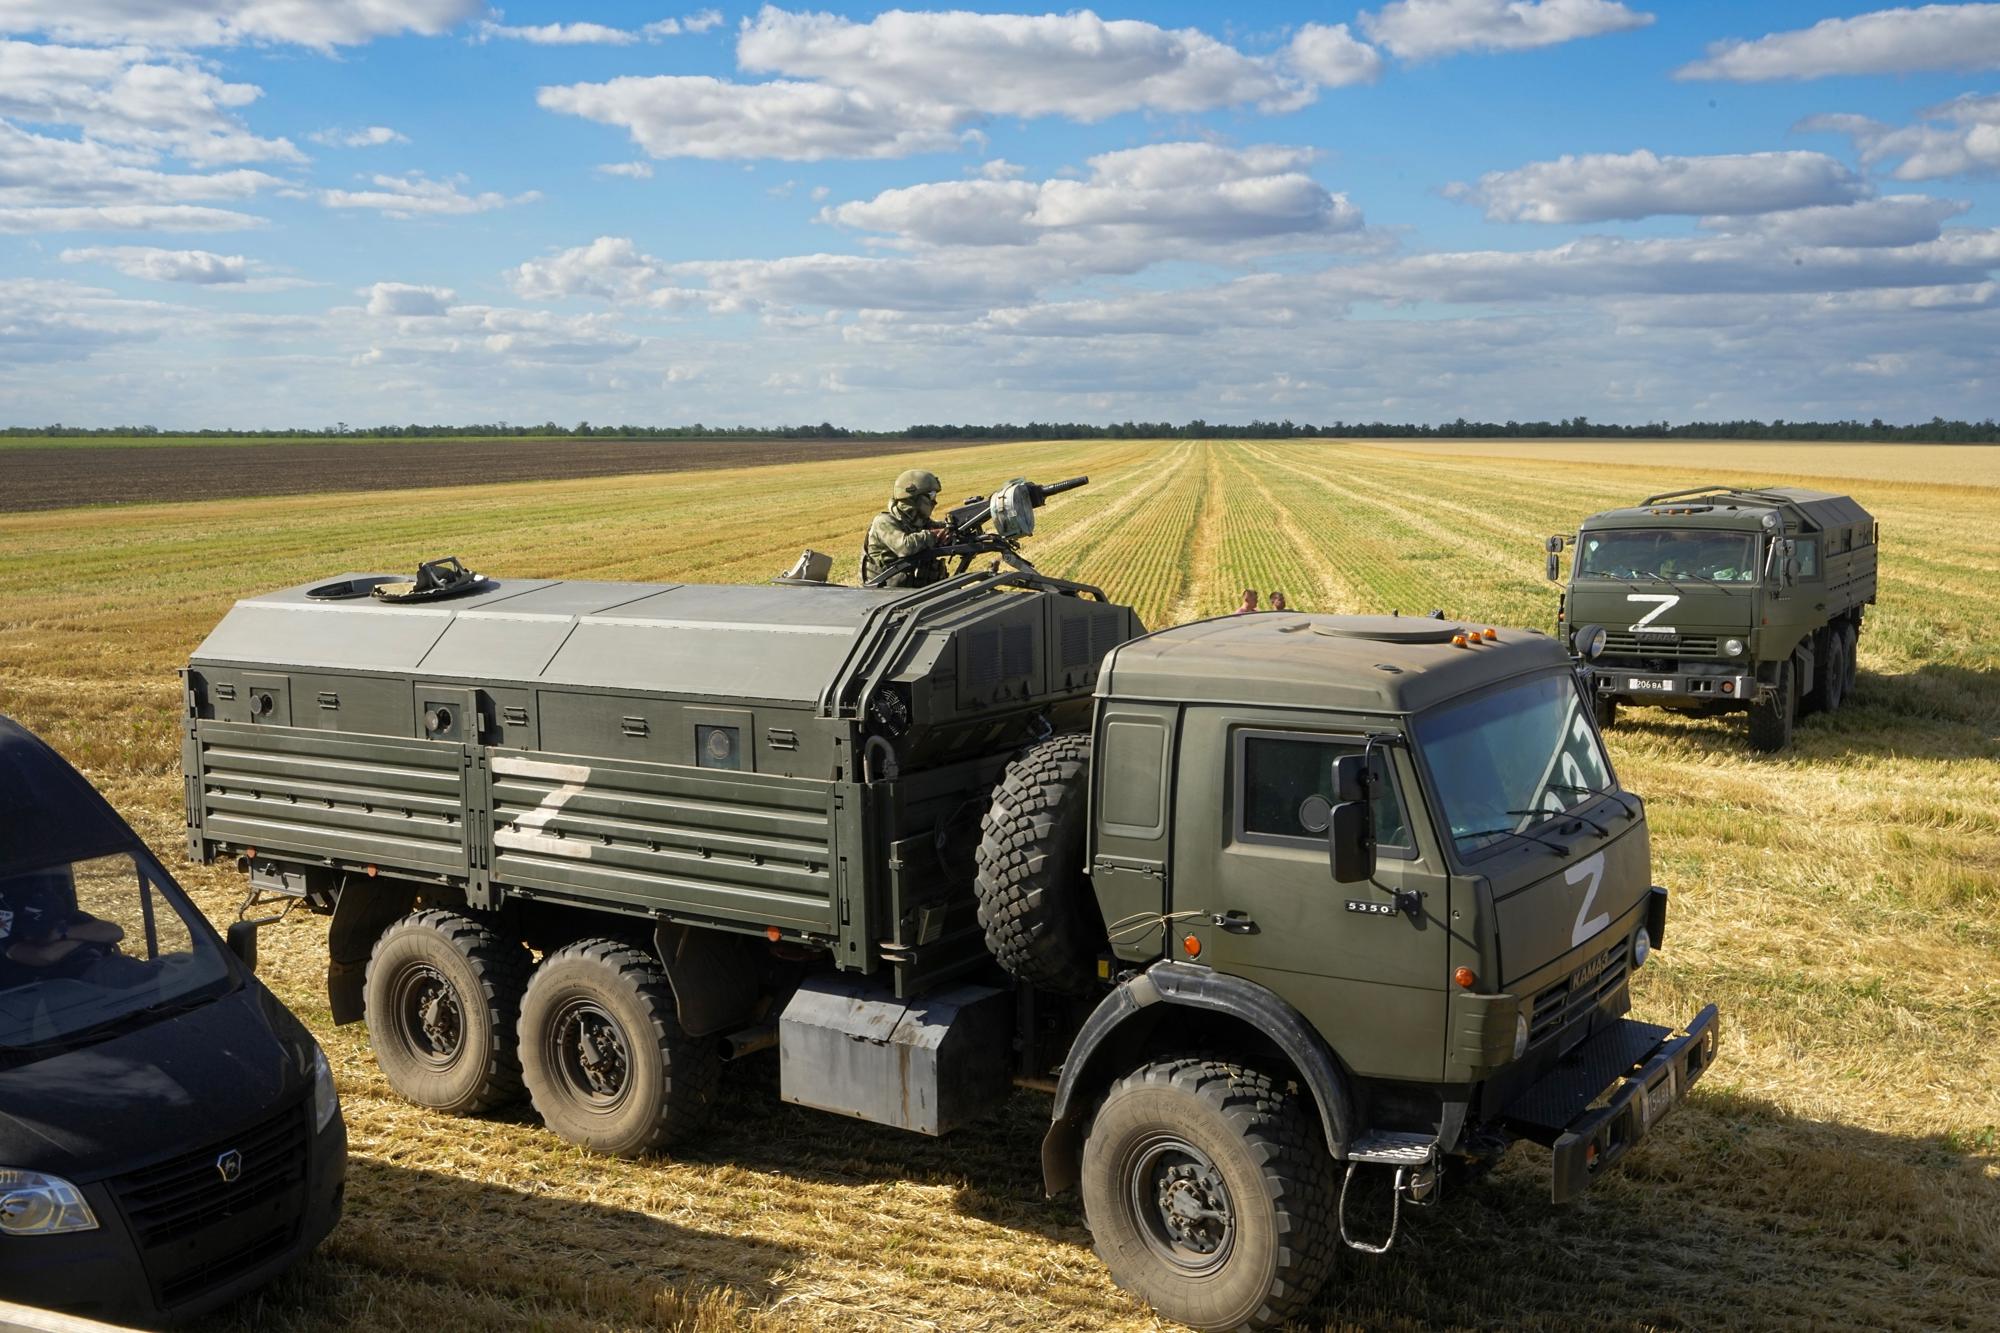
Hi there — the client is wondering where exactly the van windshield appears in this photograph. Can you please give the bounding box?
[1414,673,1615,857]
[1578,528,1757,583]
[0,853,233,1054]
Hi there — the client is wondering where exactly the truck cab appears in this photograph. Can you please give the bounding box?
[1548,485,1878,751]
[1038,614,1717,1329]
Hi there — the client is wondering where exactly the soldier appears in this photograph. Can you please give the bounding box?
[862,469,947,587]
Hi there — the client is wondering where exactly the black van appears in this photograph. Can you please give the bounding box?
[0,715,345,1324]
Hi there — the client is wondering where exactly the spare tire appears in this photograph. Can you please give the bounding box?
[975,733,1103,995]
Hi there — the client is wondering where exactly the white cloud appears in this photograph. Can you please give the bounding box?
[1360,0,1653,60]
[0,41,301,166]
[1678,5,2000,82]
[309,125,408,148]
[538,75,967,161]
[826,143,1362,254]
[365,282,456,316]
[0,203,264,232]
[477,17,640,45]
[1451,149,1867,222]
[1284,23,1383,86]
[60,245,253,283]
[644,10,725,38]
[594,161,654,179]
[1701,195,1970,248]
[737,7,1314,120]
[0,1,483,51]
[974,159,1026,181]
[1799,94,2000,180]
[321,171,540,218]
[0,122,281,206]
[511,235,673,301]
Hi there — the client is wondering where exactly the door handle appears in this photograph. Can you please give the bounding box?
[1212,911,1259,935]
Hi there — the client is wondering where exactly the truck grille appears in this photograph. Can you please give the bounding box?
[1602,632,1719,659]
[1528,941,1630,1045]
[109,1102,309,1306]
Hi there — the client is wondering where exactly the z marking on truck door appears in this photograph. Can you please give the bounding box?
[1626,592,1680,634]
[1568,851,1611,947]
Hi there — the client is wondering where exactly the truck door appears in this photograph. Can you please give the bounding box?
[1169,708,1452,1084]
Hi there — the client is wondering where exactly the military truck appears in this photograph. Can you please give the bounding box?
[1547,485,1878,752]
[181,514,1717,1331]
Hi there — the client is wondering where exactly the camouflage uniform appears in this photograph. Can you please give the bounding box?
[862,469,946,587]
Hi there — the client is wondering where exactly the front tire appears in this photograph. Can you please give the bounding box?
[1081,1059,1336,1333]
[1748,659,1797,753]
[518,939,718,1157]
[364,908,530,1114]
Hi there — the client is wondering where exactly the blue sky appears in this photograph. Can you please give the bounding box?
[3,2,1997,428]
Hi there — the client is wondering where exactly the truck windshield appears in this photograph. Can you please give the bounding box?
[0,852,233,1055]
[1578,528,1757,583]
[1414,673,1616,857]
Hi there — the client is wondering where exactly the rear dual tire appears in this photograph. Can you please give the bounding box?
[364,908,531,1114]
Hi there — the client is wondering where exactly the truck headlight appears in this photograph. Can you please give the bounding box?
[1632,928,1651,971]
[1723,637,1745,657]
[1513,1011,1530,1060]
[0,1170,98,1236]
[311,1045,340,1134]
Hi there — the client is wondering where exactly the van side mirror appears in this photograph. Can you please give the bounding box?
[1545,552,1561,582]
[1328,753,1376,884]
[226,919,259,973]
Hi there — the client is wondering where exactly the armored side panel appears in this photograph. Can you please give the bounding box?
[184,570,1143,990]
[777,975,1013,1134]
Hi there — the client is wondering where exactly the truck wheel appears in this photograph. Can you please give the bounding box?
[1082,1059,1336,1333]
[1748,660,1796,753]
[364,908,530,1114]
[1842,623,1859,696]
[1592,696,1617,730]
[519,939,718,1157]
[1819,630,1847,714]
[975,733,1103,995]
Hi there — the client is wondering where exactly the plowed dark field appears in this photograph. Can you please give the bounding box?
[0,436,974,511]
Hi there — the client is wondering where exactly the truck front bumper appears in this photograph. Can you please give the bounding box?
[1501,1004,1719,1203]
[1590,665,1760,707]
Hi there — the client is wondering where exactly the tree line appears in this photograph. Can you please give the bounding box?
[6,415,1996,443]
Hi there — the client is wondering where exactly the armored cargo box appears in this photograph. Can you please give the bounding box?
[182,568,1141,993]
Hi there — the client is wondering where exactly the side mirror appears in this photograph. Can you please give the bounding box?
[226,919,259,973]
[1544,535,1564,554]
[1545,551,1561,582]
[1328,754,1376,884]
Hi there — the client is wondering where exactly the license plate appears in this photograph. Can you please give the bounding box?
[1642,1069,1678,1127]
[1626,676,1675,691]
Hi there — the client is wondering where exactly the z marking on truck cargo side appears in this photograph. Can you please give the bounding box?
[491,755,594,859]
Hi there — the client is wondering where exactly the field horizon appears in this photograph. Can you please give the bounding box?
[1,438,1994,1332]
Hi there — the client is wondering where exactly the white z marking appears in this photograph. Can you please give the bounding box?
[1567,851,1611,947]
[1626,592,1680,633]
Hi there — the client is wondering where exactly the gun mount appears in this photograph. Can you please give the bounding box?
[863,475,1089,588]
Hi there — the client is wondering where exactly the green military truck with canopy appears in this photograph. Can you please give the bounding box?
[181,488,1717,1332]
[1547,485,1878,752]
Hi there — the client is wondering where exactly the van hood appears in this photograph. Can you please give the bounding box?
[0,981,315,1179]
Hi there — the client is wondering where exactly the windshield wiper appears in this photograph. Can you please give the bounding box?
[1454,824,1571,858]
[1507,807,1609,839]
[1547,782,1640,821]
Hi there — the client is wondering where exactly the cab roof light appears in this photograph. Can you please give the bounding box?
[1483,628,1498,640]
[1450,634,1468,648]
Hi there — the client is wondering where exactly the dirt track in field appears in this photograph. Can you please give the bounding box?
[0,437,978,512]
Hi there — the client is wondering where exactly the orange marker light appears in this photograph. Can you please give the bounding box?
[1182,933,1202,959]
[1483,628,1498,640]
[1451,634,1468,647]
[1453,965,1477,989]
[766,926,783,942]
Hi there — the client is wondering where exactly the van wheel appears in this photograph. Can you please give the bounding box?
[364,908,530,1114]
[519,939,717,1157]
[1082,1059,1337,1333]
[1748,660,1796,753]
[974,733,1103,995]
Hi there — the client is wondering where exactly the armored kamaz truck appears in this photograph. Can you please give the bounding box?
[182,534,1717,1330]
[1547,485,1878,752]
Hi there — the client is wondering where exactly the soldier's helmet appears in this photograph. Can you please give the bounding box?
[891,469,942,504]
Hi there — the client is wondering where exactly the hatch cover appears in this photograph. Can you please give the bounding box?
[1309,615,1467,644]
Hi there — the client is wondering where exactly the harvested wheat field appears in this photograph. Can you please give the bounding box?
[1,438,1995,1332]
